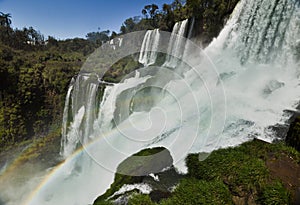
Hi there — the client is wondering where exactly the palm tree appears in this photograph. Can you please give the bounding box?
[0,12,12,27]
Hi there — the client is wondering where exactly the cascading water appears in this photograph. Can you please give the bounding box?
[202,0,300,146]
[139,29,160,66]
[60,78,75,156]
[163,19,189,68]
[28,0,300,205]
[60,74,100,158]
[211,0,300,64]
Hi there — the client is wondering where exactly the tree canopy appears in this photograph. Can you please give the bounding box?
[0,12,12,27]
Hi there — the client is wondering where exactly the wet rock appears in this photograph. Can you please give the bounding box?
[286,116,300,152]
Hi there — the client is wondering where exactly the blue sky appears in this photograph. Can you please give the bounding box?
[0,0,172,39]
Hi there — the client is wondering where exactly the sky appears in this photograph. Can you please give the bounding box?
[0,0,172,39]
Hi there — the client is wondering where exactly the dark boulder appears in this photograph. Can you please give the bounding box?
[286,116,300,152]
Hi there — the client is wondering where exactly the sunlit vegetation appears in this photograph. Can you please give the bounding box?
[0,41,85,146]
[94,140,299,205]
[119,0,240,43]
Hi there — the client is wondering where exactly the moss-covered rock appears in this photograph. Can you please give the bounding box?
[117,147,173,176]
[94,147,177,204]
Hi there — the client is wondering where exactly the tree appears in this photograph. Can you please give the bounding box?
[86,30,110,45]
[26,27,45,45]
[161,3,175,30]
[141,4,159,19]
[47,36,58,47]
[0,12,12,27]
[120,18,136,34]
[110,31,117,40]
[171,0,184,10]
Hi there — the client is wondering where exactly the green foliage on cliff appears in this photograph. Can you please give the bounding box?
[185,0,239,39]
[0,29,94,146]
[94,140,299,205]
[119,0,240,43]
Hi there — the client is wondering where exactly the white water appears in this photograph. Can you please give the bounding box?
[93,71,152,136]
[60,74,100,158]
[139,29,160,66]
[108,183,152,200]
[28,0,300,205]
[164,19,189,68]
[60,79,74,155]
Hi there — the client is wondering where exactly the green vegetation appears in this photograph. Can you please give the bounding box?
[0,40,86,146]
[86,29,111,47]
[258,181,290,205]
[119,0,240,43]
[185,140,299,204]
[0,12,99,147]
[160,179,232,205]
[185,0,239,42]
[94,140,300,205]
[128,194,156,205]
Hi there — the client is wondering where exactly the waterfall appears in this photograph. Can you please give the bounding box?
[164,19,189,68]
[60,74,99,158]
[60,78,74,156]
[139,29,160,66]
[28,1,300,204]
[208,0,300,64]
[94,71,152,135]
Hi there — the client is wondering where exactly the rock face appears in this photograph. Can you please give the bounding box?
[116,147,173,176]
[286,116,300,152]
[93,147,184,205]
